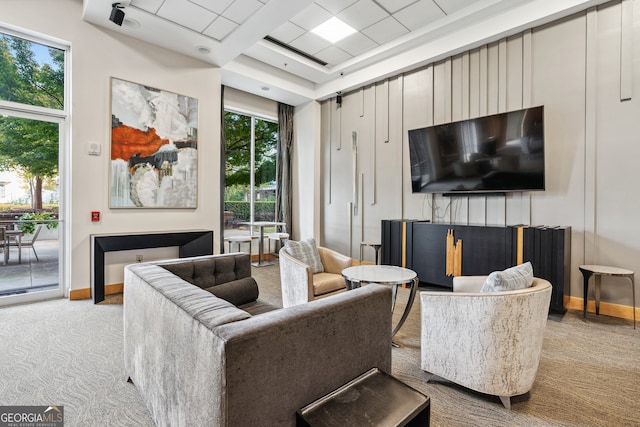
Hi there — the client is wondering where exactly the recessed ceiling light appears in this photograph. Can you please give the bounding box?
[261,86,270,91]
[196,46,211,54]
[311,17,357,44]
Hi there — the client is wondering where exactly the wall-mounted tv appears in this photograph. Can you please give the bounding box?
[408,106,545,194]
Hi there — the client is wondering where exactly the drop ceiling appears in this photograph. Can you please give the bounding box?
[83,0,610,105]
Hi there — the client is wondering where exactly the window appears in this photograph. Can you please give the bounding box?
[0,28,67,303]
[224,110,278,235]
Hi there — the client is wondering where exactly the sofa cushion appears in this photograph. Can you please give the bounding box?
[161,254,252,289]
[285,238,324,274]
[481,261,534,292]
[203,277,259,306]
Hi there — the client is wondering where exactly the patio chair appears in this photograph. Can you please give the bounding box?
[1,226,8,265]
[10,224,44,262]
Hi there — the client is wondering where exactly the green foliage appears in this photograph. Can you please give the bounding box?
[223,201,275,222]
[0,34,63,209]
[16,211,58,234]
[224,111,277,188]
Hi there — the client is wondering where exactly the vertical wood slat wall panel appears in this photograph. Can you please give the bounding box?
[506,34,526,226]
[486,39,508,226]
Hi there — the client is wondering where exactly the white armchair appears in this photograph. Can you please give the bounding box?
[279,246,353,307]
[420,276,552,409]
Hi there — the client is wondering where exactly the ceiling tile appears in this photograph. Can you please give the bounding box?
[191,0,234,15]
[315,45,353,65]
[437,0,476,15]
[362,17,409,45]
[130,0,165,14]
[315,0,358,15]
[289,31,332,56]
[157,0,218,32]
[338,0,389,31]
[222,0,264,24]
[203,16,238,40]
[374,0,419,14]
[290,3,333,31]
[335,31,378,57]
[393,0,444,31]
[269,21,306,44]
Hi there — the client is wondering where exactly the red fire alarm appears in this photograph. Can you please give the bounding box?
[91,211,100,222]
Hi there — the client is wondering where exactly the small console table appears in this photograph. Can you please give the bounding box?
[579,264,636,329]
[91,230,213,303]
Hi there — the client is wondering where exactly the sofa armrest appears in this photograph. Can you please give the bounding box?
[318,246,352,274]
[452,275,487,293]
[279,247,314,307]
[216,284,393,426]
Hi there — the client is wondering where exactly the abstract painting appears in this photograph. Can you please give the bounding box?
[110,77,198,208]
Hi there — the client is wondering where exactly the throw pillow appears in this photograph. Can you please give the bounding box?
[285,238,324,274]
[480,261,534,292]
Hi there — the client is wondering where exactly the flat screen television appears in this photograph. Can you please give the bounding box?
[408,106,545,194]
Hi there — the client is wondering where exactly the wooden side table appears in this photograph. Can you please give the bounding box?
[579,264,635,329]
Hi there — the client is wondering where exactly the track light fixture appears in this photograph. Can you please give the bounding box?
[110,3,125,26]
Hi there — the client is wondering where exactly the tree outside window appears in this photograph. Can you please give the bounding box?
[0,33,63,210]
[224,110,278,233]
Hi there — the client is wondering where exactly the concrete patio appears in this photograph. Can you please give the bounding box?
[0,239,59,296]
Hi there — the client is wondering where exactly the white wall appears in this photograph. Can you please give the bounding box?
[2,0,221,292]
[292,100,320,241]
[319,1,640,311]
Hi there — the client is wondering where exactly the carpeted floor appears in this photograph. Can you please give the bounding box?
[0,264,638,426]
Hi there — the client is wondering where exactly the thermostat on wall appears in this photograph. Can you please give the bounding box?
[87,142,101,156]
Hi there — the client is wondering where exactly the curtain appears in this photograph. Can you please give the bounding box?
[219,85,226,254]
[276,103,293,235]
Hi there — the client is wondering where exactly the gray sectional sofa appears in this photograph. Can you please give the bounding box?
[123,252,392,427]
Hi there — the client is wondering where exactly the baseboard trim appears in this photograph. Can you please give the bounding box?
[565,296,638,321]
[69,283,124,301]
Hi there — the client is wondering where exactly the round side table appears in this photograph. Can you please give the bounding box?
[579,264,635,329]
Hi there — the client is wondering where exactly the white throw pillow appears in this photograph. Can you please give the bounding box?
[285,238,324,274]
[481,261,534,292]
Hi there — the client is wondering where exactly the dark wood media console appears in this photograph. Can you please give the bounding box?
[381,220,570,313]
[91,230,214,303]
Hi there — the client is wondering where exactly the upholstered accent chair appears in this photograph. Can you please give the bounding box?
[420,275,552,409]
[279,245,353,307]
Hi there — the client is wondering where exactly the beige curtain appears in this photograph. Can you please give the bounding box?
[276,103,293,234]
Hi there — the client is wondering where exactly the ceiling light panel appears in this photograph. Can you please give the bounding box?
[315,0,358,15]
[290,3,333,31]
[203,16,238,40]
[362,16,409,45]
[269,21,306,44]
[374,0,419,14]
[393,0,444,31]
[338,0,389,31]
[311,17,357,43]
[191,0,234,15]
[157,0,218,32]
[222,0,263,24]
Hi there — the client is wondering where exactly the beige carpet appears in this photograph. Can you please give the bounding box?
[0,264,638,426]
